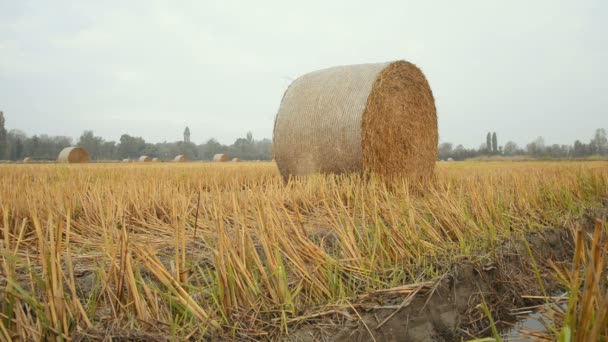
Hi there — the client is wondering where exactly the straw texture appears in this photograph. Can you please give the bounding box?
[213,154,229,162]
[273,60,437,181]
[174,155,188,162]
[57,147,90,163]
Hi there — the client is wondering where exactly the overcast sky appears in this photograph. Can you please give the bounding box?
[1,1,606,148]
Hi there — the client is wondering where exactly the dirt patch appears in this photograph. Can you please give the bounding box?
[286,225,582,341]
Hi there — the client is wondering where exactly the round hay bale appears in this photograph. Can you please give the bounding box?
[213,154,229,162]
[152,158,160,162]
[122,158,130,162]
[57,147,90,163]
[272,60,437,181]
[232,158,241,162]
[23,157,32,163]
[138,156,152,162]
[174,155,189,162]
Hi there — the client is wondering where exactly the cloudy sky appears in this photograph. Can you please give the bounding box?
[0,1,606,147]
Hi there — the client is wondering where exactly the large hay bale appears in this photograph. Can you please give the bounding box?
[273,60,437,181]
[138,156,152,162]
[23,157,32,163]
[174,155,189,162]
[57,147,90,163]
[232,158,241,162]
[213,154,229,162]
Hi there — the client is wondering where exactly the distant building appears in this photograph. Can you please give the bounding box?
[184,126,191,143]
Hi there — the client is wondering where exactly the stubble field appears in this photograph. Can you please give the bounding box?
[0,161,607,341]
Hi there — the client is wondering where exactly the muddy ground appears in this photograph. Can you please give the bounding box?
[285,215,602,342]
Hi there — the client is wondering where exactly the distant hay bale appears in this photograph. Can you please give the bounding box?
[213,154,229,162]
[273,60,437,181]
[57,147,90,163]
[122,158,130,162]
[23,157,32,163]
[232,158,241,162]
[152,158,160,162]
[138,156,152,162]
[174,155,189,162]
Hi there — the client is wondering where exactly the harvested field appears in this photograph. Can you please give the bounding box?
[0,161,606,341]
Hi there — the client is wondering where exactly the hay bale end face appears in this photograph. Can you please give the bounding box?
[57,147,90,163]
[174,155,189,162]
[138,156,152,162]
[272,60,438,181]
[213,154,229,162]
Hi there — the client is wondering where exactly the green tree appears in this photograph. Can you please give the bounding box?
[77,130,104,160]
[591,128,607,155]
[486,132,491,154]
[526,136,546,157]
[491,132,498,154]
[503,141,519,156]
[0,111,7,159]
[438,142,454,160]
[117,134,146,158]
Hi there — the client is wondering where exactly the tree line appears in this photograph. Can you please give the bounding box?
[0,112,271,161]
[439,129,608,160]
[1,112,606,162]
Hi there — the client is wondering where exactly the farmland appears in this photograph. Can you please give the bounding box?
[0,161,607,340]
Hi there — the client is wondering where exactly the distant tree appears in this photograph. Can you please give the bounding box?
[7,129,27,160]
[491,132,498,154]
[197,138,224,160]
[486,132,492,154]
[118,134,146,158]
[591,128,607,155]
[77,130,104,160]
[100,141,118,160]
[176,141,198,160]
[184,126,191,143]
[573,140,591,157]
[438,142,453,160]
[526,136,546,157]
[0,111,7,159]
[503,141,519,156]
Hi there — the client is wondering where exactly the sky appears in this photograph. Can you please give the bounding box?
[0,1,606,148]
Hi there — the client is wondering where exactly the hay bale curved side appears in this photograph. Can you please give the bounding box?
[138,156,152,162]
[213,154,229,162]
[272,60,437,181]
[57,147,90,163]
[174,155,189,162]
[361,61,438,180]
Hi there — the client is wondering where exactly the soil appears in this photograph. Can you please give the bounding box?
[285,218,599,342]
